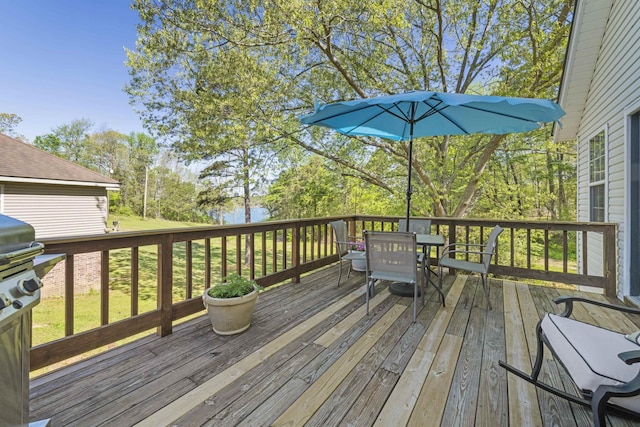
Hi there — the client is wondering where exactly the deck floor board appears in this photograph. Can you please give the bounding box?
[29,266,640,426]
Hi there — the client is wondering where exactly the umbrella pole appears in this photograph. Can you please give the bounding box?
[405,117,414,233]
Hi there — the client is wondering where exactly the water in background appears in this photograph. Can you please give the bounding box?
[223,207,268,224]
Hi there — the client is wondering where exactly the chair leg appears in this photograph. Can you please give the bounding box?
[482,274,492,310]
[337,259,343,287]
[433,269,445,307]
[420,262,426,308]
[591,388,609,427]
[366,278,373,315]
[530,320,545,382]
[413,281,418,322]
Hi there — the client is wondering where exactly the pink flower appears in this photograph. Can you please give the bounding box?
[350,240,365,251]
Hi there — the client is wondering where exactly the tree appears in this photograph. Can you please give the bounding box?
[127,0,574,220]
[0,113,26,140]
[34,119,94,165]
[126,4,285,226]
[126,132,159,219]
[88,130,129,177]
[264,156,342,219]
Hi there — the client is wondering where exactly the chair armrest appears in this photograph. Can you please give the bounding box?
[620,350,640,365]
[554,295,640,318]
[441,242,485,252]
[335,240,353,245]
[439,248,492,262]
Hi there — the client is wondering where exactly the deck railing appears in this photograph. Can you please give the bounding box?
[31,215,616,371]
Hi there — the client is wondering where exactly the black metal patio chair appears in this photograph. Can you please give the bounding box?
[500,296,640,426]
[329,220,365,287]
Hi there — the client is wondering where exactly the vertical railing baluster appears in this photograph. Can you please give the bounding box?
[303,225,308,263]
[131,247,139,316]
[236,234,242,275]
[65,255,75,337]
[527,228,531,269]
[510,228,515,267]
[221,236,227,281]
[283,228,288,270]
[185,241,192,299]
[205,238,211,288]
[292,223,300,283]
[544,229,549,271]
[272,230,278,273]
[101,250,109,326]
[582,230,588,275]
[563,231,568,273]
[261,231,267,276]
[250,233,255,280]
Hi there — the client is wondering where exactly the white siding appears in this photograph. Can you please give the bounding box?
[576,1,640,295]
[2,182,109,238]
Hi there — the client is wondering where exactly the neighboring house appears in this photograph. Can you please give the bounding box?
[0,133,120,238]
[554,0,640,302]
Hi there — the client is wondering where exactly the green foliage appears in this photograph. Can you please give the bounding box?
[0,112,25,140]
[264,156,342,218]
[207,273,261,299]
[127,0,574,221]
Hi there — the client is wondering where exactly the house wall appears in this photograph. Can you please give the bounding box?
[1,182,109,238]
[576,1,640,295]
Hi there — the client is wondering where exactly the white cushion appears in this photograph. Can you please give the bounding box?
[542,313,640,412]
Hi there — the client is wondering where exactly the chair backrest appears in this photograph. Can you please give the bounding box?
[330,220,350,256]
[364,231,417,282]
[482,225,504,269]
[398,218,431,235]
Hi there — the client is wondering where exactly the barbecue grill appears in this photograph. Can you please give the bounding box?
[0,214,64,426]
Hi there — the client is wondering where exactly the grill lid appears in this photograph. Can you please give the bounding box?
[0,214,42,273]
[0,214,36,254]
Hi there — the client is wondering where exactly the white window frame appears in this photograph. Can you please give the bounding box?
[588,127,608,222]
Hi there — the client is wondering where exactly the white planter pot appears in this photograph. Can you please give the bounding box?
[350,252,366,272]
[202,286,259,335]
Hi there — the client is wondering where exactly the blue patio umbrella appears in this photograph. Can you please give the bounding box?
[299,91,565,231]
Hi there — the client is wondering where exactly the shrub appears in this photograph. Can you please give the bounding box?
[207,273,262,298]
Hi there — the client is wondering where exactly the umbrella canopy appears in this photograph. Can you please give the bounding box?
[299,91,565,230]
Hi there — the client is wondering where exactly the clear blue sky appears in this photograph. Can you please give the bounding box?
[0,1,145,142]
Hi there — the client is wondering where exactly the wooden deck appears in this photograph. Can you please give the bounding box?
[30,265,640,426]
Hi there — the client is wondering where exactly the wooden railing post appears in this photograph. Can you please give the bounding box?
[158,234,173,337]
[603,223,617,297]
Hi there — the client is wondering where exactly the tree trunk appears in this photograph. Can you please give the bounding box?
[143,166,149,219]
[243,149,253,267]
[557,152,566,217]
[546,152,557,219]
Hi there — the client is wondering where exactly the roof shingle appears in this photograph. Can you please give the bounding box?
[0,133,119,186]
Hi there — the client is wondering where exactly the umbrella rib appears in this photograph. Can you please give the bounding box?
[459,104,540,123]
[306,104,373,124]
[309,103,411,136]
[329,103,412,137]
[418,100,470,134]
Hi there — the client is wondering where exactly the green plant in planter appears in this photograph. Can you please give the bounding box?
[207,273,263,298]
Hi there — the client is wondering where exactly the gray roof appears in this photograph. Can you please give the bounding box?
[0,133,120,187]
